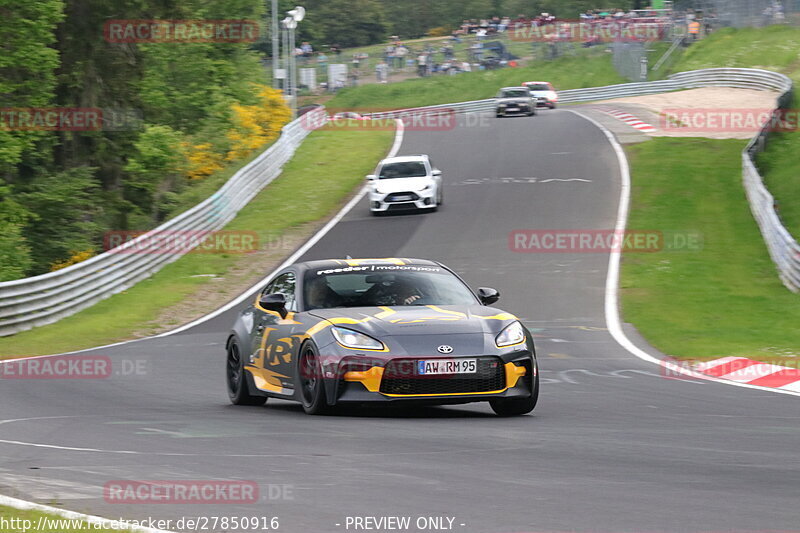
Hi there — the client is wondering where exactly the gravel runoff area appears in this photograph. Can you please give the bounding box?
[603,87,781,139]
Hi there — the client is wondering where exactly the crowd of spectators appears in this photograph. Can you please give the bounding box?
[297,7,728,91]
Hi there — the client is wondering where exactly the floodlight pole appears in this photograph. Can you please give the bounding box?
[289,25,295,113]
[271,0,279,89]
[282,20,290,96]
[284,7,304,117]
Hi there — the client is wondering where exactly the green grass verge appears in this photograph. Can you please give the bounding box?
[667,25,800,245]
[622,137,800,365]
[0,505,130,533]
[755,127,800,237]
[0,126,394,358]
[327,47,623,110]
[669,26,800,81]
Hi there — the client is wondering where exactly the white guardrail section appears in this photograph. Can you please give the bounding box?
[367,68,799,293]
[0,108,329,336]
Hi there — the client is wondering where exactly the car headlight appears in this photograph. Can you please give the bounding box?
[332,326,385,350]
[495,321,525,347]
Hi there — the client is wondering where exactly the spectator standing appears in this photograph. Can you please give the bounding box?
[375,60,389,83]
[470,40,484,61]
[417,52,428,77]
[316,52,328,75]
[443,44,454,60]
[395,44,408,69]
[688,19,700,40]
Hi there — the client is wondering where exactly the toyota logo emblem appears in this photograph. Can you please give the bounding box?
[437,345,454,354]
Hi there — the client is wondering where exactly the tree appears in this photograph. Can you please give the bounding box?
[124,125,187,222]
[0,0,64,171]
[0,186,32,281]
[21,167,102,275]
[308,0,388,47]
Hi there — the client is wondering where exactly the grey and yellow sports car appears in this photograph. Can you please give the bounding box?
[225,258,538,416]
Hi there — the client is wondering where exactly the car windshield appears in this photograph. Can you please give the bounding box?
[501,89,528,98]
[378,161,427,179]
[526,84,550,91]
[303,266,478,310]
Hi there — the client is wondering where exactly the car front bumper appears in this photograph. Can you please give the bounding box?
[369,189,437,212]
[496,105,533,116]
[329,351,536,405]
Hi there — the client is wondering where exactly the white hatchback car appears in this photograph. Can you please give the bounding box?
[367,155,443,215]
[523,81,558,109]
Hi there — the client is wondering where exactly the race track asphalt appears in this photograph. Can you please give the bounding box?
[1,110,799,533]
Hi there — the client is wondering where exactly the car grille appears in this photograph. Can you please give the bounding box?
[385,192,419,203]
[379,356,506,395]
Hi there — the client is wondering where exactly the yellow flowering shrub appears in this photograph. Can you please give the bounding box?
[185,142,224,181]
[226,85,292,161]
[50,249,95,272]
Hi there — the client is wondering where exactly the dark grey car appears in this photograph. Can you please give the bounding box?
[495,86,537,117]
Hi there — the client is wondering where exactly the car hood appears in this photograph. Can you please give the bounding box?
[529,90,556,98]
[373,176,432,194]
[308,305,518,356]
[308,305,516,335]
[496,97,530,104]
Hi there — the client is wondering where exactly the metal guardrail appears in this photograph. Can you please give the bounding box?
[368,68,799,293]
[368,68,791,118]
[2,68,797,338]
[0,108,329,336]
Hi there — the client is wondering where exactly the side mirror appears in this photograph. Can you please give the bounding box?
[431,169,442,176]
[477,287,500,305]
[366,174,377,181]
[259,293,287,317]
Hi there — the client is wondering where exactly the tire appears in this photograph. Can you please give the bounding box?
[496,113,502,118]
[549,103,556,109]
[226,338,267,406]
[298,341,333,415]
[437,187,443,206]
[489,371,538,416]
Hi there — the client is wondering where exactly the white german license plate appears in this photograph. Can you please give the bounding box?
[392,195,413,201]
[417,359,477,375]
[506,107,519,111]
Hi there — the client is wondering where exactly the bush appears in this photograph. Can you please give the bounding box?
[427,26,452,37]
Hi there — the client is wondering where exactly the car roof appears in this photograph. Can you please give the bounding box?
[379,155,429,164]
[523,81,552,85]
[296,258,442,273]
[500,86,529,91]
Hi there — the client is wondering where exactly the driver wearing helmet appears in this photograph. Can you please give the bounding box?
[362,275,423,306]
[305,276,344,310]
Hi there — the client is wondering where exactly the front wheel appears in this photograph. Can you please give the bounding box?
[489,372,538,416]
[298,341,333,415]
[226,338,267,406]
